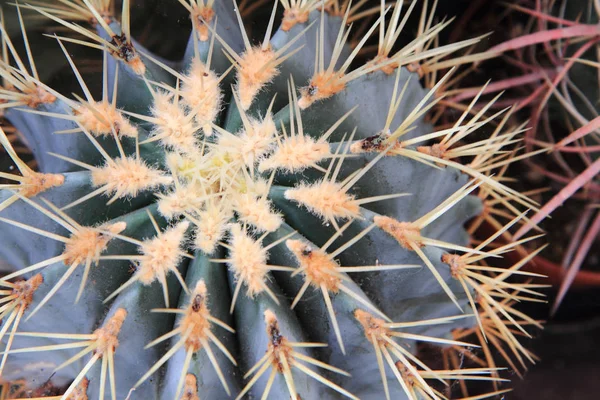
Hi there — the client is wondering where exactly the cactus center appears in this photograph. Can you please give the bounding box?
[150,92,200,152]
[231,191,282,232]
[156,183,207,219]
[218,115,276,167]
[191,204,230,254]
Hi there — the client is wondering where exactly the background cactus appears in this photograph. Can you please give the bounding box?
[445,0,600,316]
[0,1,543,399]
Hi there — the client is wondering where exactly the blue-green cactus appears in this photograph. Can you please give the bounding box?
[0,1,543,399]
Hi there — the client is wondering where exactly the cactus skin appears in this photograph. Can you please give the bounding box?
[0,1,540,399]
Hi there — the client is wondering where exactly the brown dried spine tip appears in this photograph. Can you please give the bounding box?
[109,34,145,75]
[64,377,90,400]
[180,281,211,352]
[353,134,389,153]
[442,253,464,278]
[93,308,127,357]
[191,6,215,41]
[180,374,200,400]
[354,309,392,347]
[191,294,204,312]
[406,62,425,78]
[286,240,341,292]
[368,55,399,75]
[237,310,355,399]
[20,172,64,198]
[394,362,415,386]
[12,274,43,310]
[350,133,402,154]
[23,85,57,108]
[416,143,448,160]
[264,310,294,373]
[298,73,346,109]
[373,216,423,249]
[132,279,235,394]
[281,8,309,31]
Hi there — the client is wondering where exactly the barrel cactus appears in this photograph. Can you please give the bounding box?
[0,0,543,399]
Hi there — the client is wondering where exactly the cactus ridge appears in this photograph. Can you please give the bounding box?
[0,1,544,399]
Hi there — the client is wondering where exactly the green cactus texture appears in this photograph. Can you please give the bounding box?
[0,1,544,399]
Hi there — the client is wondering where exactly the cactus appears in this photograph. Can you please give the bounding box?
[0,1,543,399]
[451,0,600,315]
